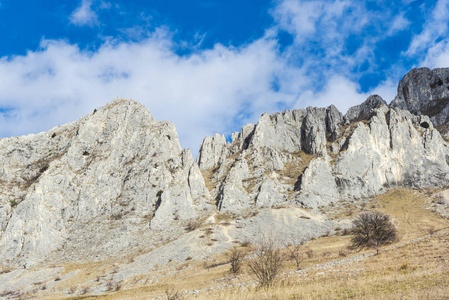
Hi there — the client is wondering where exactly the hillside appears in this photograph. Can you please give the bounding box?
[0,67,449,299]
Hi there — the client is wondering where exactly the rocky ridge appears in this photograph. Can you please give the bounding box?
[0,67,449,270]
[0,99,212,266]
[198,94,449,212]
[391,67,449,139]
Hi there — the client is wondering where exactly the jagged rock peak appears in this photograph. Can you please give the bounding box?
[197,105,345,171]
[391,67,449,113]
[345,95,387,123]
[197,92,449,213]
[196,133,227,170]
[0,98,212,266]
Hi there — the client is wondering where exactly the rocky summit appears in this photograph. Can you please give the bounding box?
[0,67,449,298]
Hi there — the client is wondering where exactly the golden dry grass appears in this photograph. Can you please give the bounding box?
[34,188,449,299]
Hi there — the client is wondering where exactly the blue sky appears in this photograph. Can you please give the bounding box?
[0,0,448,153]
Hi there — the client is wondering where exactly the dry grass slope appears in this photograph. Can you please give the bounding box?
[12,188,449,299]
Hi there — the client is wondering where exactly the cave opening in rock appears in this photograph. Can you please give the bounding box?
[420,122,430,129]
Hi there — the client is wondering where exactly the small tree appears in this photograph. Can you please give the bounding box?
[351,211,398,254]
[225,246,246,274]
[247,237,284,288]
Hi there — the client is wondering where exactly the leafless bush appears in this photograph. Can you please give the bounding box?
[225,247,246,274]
[435,194,446,205]
[426,225,436,235]
[351,211,398,254]
[338,248,348,257]
[285,241,303,269]
[240,240,252,248]
[106,280,122,292]
[247,237,284,288]
[185,220,201,232]
[68,286,76,294]
[305,247,314,258]
[321,251,330,257]
[340,228,351,236]
[80,286,89,295]
[165,288,183,300]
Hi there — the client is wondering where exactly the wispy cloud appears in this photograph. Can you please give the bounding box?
[387,13,411,36]
[272,0,381,83]
[69,0,100,26]
[0,31,303,153]
[1,0,447,154]
[406,0,449,56]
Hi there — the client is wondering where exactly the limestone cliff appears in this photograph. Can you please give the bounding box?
[0,99,212,266]
[198,93,449,212]
[1,67,449,268]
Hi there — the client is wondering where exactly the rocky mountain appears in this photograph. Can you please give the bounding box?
[391,67,449,140]
[0,67,449,272]
[0,99,212,267]
[198,94,449,213]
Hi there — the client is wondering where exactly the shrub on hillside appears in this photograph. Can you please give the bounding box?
[247,237,284,288]
[351,211,398,254]
[225,246,246,274]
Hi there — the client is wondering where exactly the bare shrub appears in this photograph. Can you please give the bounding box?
[285,241,303,269]
[68,286,76,294]
[351,211,398,254]
[247,237,284,288]
[426,225,436,235]
[340,228,351,236]
[185,221,201,232]
[240,240,252,248]
[321,251,330,257]
[435,194,446,205]
[106,280,122,292]
[80,286,89,295]
[225,247,246,274]
[338,248,348,257]
[165,288,183,300]
[305,247,314,258]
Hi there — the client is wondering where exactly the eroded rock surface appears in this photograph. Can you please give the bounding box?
[1,67,449,271]
[199,95,449,212]
[390,67,449,139]
[0,99,212,266]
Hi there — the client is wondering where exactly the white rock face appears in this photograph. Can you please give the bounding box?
[2,67,449,267]
[0,99,212,265]
[196,133,227,170]
[198,95,449,212]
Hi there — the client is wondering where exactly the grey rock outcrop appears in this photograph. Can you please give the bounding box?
[345,95,387,123]
[196,133,227,170]
[198,94,449,212]
[390,67,449,136]
[0,99,212,265]
[2,67,449,270]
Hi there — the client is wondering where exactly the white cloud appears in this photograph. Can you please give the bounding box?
[0,31,306,154]
[422,39,449,68]
[387,13,411,36]
[293,75,396,113]
[69,0,99,27]
[272,0,390,80]
[0,0,410,155]
[406,0,449,56]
